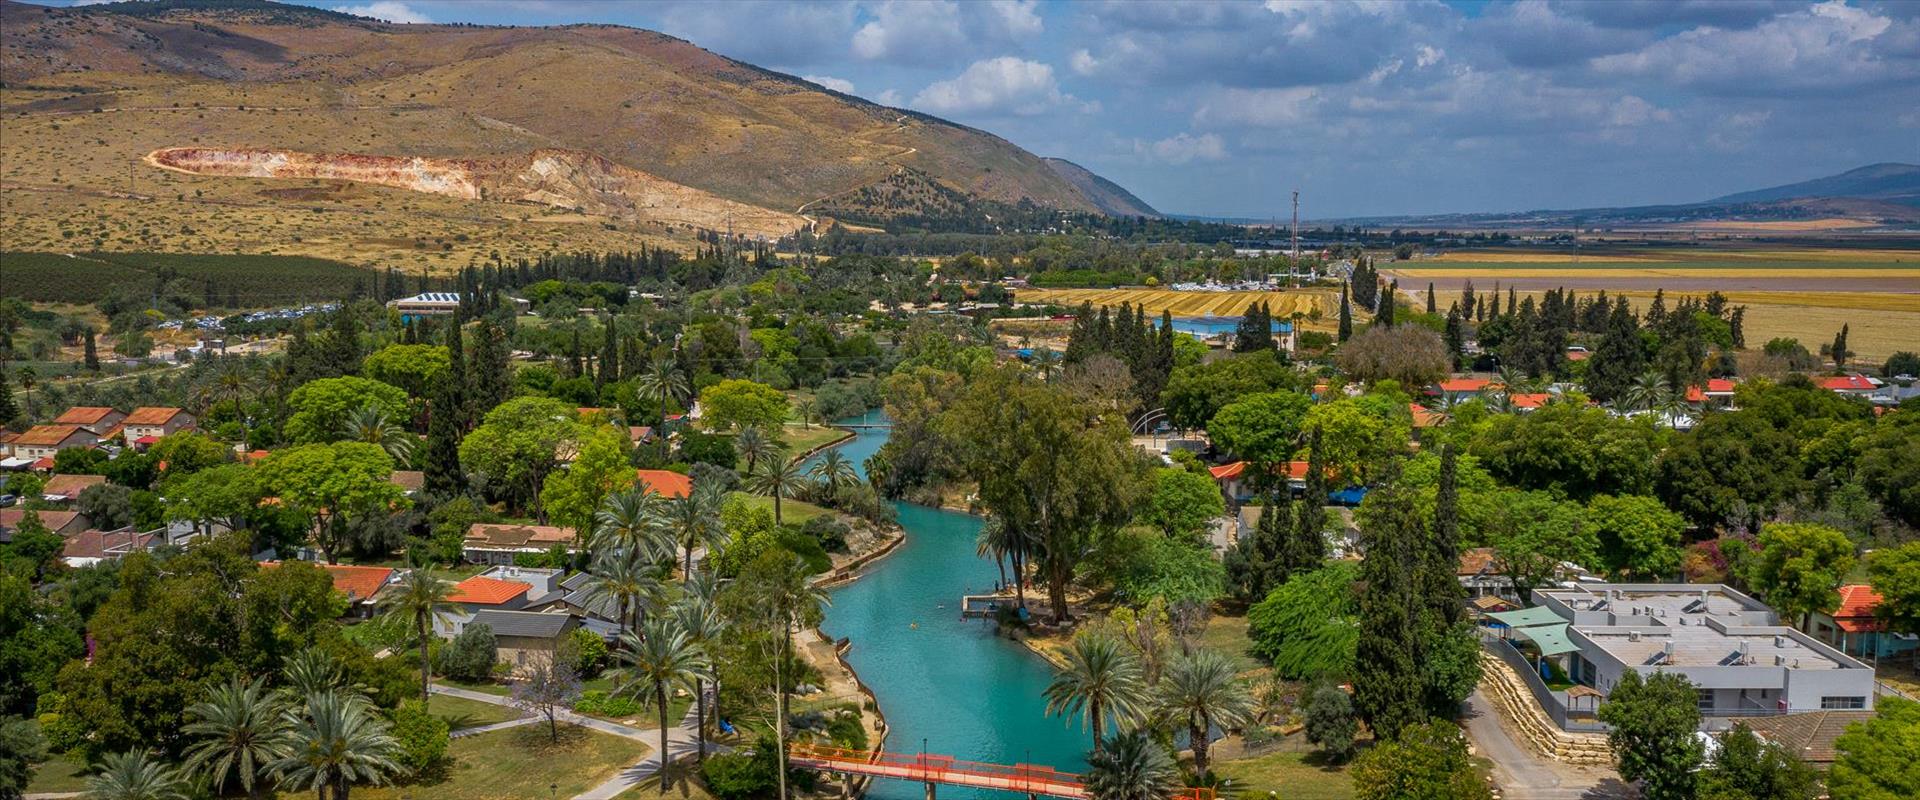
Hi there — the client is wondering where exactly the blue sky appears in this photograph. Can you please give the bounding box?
[53,1,1920,218]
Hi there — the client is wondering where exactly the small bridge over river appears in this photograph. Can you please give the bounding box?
[788,744,1215,800]
[835,422,893,430]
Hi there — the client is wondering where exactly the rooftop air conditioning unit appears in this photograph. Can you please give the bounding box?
[1629,631,1642,642]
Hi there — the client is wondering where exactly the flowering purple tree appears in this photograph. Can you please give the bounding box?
[511,654,582,742]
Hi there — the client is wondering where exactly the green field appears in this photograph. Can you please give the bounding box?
[2,250,379,305]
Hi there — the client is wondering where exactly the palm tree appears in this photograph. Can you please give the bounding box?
[795,399,816,430]
[809,449,858,504]
[1622,371,1671,414]
[1157,649,1255,782]
[183,676,290,800]
[613,617,713,791]
[735,425,779,474]
[978,515,1035,609]
[746,453,805,526]
[739,550,831,800]
[976,517,1010,591]
[17,366,36,419]
[272,691,402,800]
[1083,731,1179,800]
[280,648,349,698]
[583,547,661,638]
[341,405,414,466]
[663,482,726,578]
[211,358,257,446]
[83,751,189,800]
[636,360,690,429]
[379,563,455,706]
[671,597,728,766]
[1044,633,1149,754]
[594,488,670,563]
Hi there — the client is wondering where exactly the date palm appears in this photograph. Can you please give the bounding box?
[83,750,189,800]
[735,425,779,474]
[184,676,290,800]
[594,488,671,564]
[1622,371,1671,414]
[280,648,350,699]
[583,547,661,638]
[672,596,728,765]
[211,358,257,446]
[1044,632,1149,754]
[809,449,859,504]
[1157,649,1255,782]
[613,617,713,791]
[663,481,727,578]
[739,551,831,800]
[379,562,455,706]
[795,399,815,429]
[746,453,804,526]
[341,405,414,466]
[1083,730,1178,800]
[636,360,690,429]
[271,690,402,800]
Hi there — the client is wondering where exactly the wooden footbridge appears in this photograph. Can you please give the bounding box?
[788,743,1215,800]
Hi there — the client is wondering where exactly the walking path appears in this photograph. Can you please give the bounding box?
[428,683,723,800]
[1462,689,1630,800]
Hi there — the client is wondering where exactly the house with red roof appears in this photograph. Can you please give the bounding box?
[260,562,397,618]
[121,407,197,445]
[1684,379,1739,408]
[1810,584,1919,660]
[462,523,578,565]
[1210,460,1313,505]
[40,474,107,502]
[4,424,98,461]
[53,406,126,436]
[1819,374,1880,396]
[448,574,533,609]
[636,469,693,498]
[1509,393,1554,411]
[0,508,89,540]
[61,527,160,568]
[1434,377,1499,401]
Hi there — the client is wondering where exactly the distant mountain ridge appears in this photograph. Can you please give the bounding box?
[1709,162,1920,206]
[1043,158,1159,218]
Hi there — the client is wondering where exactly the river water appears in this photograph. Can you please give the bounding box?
[806,412,1090,800]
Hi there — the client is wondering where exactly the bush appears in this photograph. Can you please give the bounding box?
[391,700,450,776]
[679,431,737,470]
[568,629,609,678]
[825,712,868,750]
[802,516,851,553]
[435,624,497,683]
[572,690,644,718]
[774,529,832,575]
[701,751,777,800]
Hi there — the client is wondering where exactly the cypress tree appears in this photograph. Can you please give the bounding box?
[1460,280,1476,319]
[1428,446,1463,627]
[1282,428,1326,578]
[1415,445,1480,717]
[1443,304,1465,369]
[83,327,99,371]
[568,324,585,378]
[422,378,466,498]
[1426,282,1437,315]
[327,303,364,377]
[1378,281,1397,327]
[1728,306,1746,349]
[0,368,16,426]
[1587,296,1644,403]
[597,320,619,388]
[1226,488,1290,602]
[1353,477,1424,741]
[1338,283,1353,342]
[446,311,469,429]
[1831,324,1851,371]
[470,319,511,414]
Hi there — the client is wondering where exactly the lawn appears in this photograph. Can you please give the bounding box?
[438,678,513,696]
[779,423,852,457]
[26,754,92,794]
[430,693,525,729]
[1195,613,1263,674]
[614,774,721,800]
[1215,750,1355,799]
[354,724,649,800]
[729,492,831,524]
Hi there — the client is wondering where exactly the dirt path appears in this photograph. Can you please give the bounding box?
[1462,689,1631,800]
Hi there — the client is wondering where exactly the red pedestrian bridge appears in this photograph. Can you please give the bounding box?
[787,743,1216,800]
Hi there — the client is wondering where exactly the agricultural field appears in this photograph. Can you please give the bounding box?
[1390,246,1920,362]
[1013,287,1337,325]
[2,251,378,306]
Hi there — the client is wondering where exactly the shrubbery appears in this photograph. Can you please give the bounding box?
[391,700,450,776]
[435,623,496,683]
[572,689,643,718]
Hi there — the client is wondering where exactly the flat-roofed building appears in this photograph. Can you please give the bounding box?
[1528,583,1878,716]
[387,292,529,320]
[462,523,578,565]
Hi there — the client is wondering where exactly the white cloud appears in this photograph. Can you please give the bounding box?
[988,0,1045,38]
[1069,49,1100,76]
[1415,45,1445,69]
[854,1,963,61]
[1193,87,1321,128]
[875,89,904,107]
[1135,133,1228,165]
[803,74,857,94]
[1593,0,1913,94]
[331,2,431,24]
[912,57,1072,117]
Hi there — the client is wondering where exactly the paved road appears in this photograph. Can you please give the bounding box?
[1462,688,1633,800]
[429,683,723,800]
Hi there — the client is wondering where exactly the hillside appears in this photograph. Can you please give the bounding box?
[1709,162,1920,207]
[1044,158,1159,218]
[0,0,1149,269]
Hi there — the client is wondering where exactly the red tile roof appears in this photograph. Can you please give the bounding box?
[636,469,692,498]
[1437,378,1495,393]
[1459,547,1497,576]
[1510,393,1553,409]
[41,474,106,498]
[14,424,89,447]
[1821,374,1877,391]
[448,575,532,605]
[1209,461,1245,481]
[464,523,577,549]
[124,407,187,426]
[61,529,158,561]
[54,406,117,425]
[1832,584,1885,632]
[1410,404,1443,428]
[1685,379,1739,403]
[1,508,84,534]
[322,564,395,603]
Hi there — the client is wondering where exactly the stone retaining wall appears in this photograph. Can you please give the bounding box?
[1478,652,1614,766]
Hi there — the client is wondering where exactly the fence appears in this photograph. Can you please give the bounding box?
[1479,629,1610,733]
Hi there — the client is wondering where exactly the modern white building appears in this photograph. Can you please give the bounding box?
[1503,584,1879,720]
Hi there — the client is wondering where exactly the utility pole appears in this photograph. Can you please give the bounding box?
[1290,189,1300,261]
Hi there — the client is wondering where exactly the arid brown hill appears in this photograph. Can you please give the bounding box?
[0,0,1146,235]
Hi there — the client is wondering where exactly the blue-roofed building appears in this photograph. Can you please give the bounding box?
[1162,315,1295,352]
[386,292,530,320]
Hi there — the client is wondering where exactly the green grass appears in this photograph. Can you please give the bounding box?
[26,753,92,794]
[353,723,649,800]
[439,678,513,696]
[778,423,851,457]
[1196,614,1263,673]
[1215,750,1354,799]
[729,492,830,524]
[613,774,720,800]
[430,693,525,729]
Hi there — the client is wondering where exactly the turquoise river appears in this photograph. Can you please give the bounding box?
[804,412,1090,800]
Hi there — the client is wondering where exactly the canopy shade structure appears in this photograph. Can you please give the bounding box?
[1515,624,1581,657]
[1486,606,1568,629]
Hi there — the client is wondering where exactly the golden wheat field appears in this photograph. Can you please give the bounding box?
[1013,288,1336,324]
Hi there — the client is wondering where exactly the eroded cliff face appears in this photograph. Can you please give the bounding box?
[146,146,805,238]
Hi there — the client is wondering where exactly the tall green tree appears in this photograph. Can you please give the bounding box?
[182,676,290,800]
[745,452,805,526]
[379,565,455,707]
[260,443,405,564]
[272,690,403,800]
[1597,670,1703,800]
[1338,282,1353,342]
[1083,730,1178,800]
[1156,649,1254,781]
[614,617,712,791]
[1748,522,1856,629]
[420,380,465,498]
[1869,541,1920,669]
[1352,482,1424,741]
[1044,632,1150,753]
[1829,696,1920,800]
